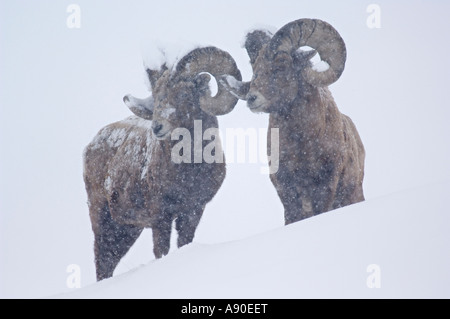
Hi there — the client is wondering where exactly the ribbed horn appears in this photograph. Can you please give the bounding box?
[269,19,346,87]
[175,47,242,115]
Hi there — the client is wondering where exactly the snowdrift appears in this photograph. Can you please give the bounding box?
[56,181,450,299]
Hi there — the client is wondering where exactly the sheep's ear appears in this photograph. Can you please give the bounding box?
[146,69,160,89]
[293,49,318,72]
[297,49,317,61]
[195,73,212,91]
[244,30,273,67]
[123,94,154,120]
[146,64,167,89]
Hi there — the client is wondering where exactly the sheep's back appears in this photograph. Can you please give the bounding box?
[84,116,158,226]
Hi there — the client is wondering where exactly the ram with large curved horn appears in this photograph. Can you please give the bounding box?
[84,46,241,280]
[223,19,365,225]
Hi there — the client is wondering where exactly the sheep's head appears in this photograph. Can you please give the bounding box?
[124,47,242,140]
[225,19,346,114]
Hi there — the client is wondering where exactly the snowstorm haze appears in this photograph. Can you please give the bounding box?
[1,0,449,298]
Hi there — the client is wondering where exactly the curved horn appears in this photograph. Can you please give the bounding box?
[269,19,346,87]
[175,47,242,116]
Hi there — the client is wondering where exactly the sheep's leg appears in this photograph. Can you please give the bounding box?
[270,169,304,225]
[93,204,143,281]
[311,167,340,215]
[310,184,337,215]
[335,183,365,209]
[175,205,204,248]
[283,201,305,225]
[274,183,305,225]
[284,184,335,223]
[152,215,172,259]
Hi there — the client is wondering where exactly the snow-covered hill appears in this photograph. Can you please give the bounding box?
[56,181,450,299]
[2,1,450,299]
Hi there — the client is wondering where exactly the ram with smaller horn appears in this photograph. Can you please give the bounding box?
[83,46,241,280]
[222,19,365,225]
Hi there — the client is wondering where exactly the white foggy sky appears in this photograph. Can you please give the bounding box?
[1,0,449,298]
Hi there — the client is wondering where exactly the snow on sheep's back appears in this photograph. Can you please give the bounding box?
[55,181,450,299]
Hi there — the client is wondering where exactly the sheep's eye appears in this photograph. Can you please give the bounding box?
[176,89,189,100]
[111,190,119,204]
[274,61,288,72]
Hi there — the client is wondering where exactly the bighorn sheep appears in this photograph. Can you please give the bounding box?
[223,19,365,225]
[83,47,241,280]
